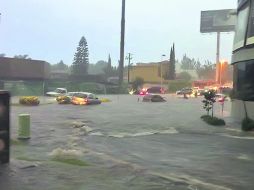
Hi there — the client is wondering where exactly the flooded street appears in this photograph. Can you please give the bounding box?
[2,95,254,190]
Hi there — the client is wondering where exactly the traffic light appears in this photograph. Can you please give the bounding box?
[0,91,10,164]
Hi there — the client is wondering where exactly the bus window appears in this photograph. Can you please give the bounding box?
[233,3,250,50]
[247,1,254,45]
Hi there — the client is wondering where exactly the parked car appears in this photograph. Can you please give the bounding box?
[139,88,149,95]
[197,89,205,96]
[143,94,166,102]
[70,92,101,105]
[176,88,193,95]
[215,93,228,102]
[146,86,166,94]
[46,88,67,97]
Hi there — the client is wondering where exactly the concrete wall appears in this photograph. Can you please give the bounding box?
[231,99,254,121]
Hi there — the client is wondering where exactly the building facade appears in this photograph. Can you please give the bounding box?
[129,61,169,83]
[0,57,50,81]
[0,57,50,95]
[231,0,254,120]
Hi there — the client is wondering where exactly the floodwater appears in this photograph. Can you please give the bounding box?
[1,95,254,190]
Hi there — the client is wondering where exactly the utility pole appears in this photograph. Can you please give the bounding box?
[216,32,221,84]
[125,53,133,84]
[160,54,166,91]
[119,0,126,87]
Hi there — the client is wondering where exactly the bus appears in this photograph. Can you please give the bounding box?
[231,0,254,120]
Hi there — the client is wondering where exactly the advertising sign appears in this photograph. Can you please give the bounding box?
[200,9,237,33]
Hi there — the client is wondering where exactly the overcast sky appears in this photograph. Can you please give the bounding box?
[0,0,236,65]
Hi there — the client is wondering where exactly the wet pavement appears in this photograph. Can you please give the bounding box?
[1,95,254,190]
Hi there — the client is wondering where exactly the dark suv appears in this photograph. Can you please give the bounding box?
[147,86,166,94]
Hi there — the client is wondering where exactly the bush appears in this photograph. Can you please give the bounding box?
[178,72,192,81]
[56,96,71,104]
[201,115,225,126]
[19,96,40,106]
[242,118,254,131]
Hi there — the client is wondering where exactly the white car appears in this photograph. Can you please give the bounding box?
[215,93,229,102]
[46,88,67,97]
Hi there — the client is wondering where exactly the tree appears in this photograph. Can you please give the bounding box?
[168,44,176,80]
[181,54,196,70]
[202,90,216,117]
[178,72,192,81]
[71,36,89,76]
[103,54,113,77]
[196,61,216,80]
[89,60,107,74]
[131,77,144,92]
[14,54,31,59]
[51,60,69,71]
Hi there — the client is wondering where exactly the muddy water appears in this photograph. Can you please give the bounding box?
[2,95,254,190]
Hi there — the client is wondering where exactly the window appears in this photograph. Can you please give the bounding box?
[233,4,250,50]
[247,1,254,45]
[234,60,254,100]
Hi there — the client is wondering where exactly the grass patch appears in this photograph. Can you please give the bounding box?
[51,158,88,166]
[11,102,54,106]
[16,156,41,162]
[11,139,24,146]
[201,115,225,126]
[242,118,254,131]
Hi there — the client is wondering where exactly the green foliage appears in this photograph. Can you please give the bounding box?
[105,83,129,94]
[52,158,88,166]
[181,54,201,70]
[168,44,176,80]
[3,81,44,96]
[201,115,225,126]
[89,60,108,74]
[88,58,118,77]
[202,90,216,117]
[241,118,254,131]
[103,54,116,77]
[16,156,41,162]
[168,80,192,93]
[180,55,215,80]
[178,72,192,81]
[131,77,144,91]
[51,60,69,72]
[196,61,216,80]
[11,139,24,146]
[72,36,89,76]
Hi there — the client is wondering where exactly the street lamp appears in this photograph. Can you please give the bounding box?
[219,60,226,87]
[160,54,166,90]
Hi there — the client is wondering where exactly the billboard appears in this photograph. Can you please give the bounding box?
[200,9,237,33]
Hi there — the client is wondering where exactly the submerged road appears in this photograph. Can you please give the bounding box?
[1,95,254,190]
